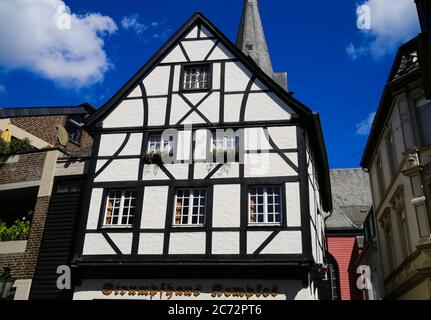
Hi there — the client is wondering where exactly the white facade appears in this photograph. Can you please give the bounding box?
[72,13,330,301]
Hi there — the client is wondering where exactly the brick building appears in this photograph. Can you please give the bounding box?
[325,169,372,300]
[0,105,94,299]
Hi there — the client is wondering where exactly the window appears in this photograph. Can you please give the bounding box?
[103,190,137,227]
[379,209,396,273]
[385,125,398,179]
[148,135,174,154]
[65,114,84,144]
[182,65,211,90]
[56,180,81,194]
[249,186,282,225]
[416,98,431,146]
[376,154,386,201]
[174,189,207,226]
[212,132,240,162]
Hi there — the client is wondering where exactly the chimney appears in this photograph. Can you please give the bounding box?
[415,0,431,35]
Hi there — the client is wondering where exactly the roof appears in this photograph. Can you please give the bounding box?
[326,169,372,230]
[361,37,423,168]
[0,103,96,119]
[84,12,333,212]
[236,0,274,78]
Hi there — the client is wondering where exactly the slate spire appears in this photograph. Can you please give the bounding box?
[236,0,274,78]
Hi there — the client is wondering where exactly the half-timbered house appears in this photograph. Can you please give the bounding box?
[71,0,332,300]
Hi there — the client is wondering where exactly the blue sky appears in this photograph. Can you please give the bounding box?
[0,0,421,168]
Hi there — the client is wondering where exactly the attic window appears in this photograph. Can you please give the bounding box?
[66,114,84,145]
[182,64,211,91]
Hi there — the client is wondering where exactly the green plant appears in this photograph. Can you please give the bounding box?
[0,219,31,242]
[0,138,32,157]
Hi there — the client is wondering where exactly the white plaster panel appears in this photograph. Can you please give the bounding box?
[173,65,181,92]
[247,231,272,254]
[200,25,213,38]
[103,100,144,128]
[207,43,235,61]
[138,233,164,255]
[95,159,139,182]
[181,111,208,125]
[244,153,296,177]
[165,164,190,180]
[245,93,294,122]
[212,232,240,254]
[261,231,302,254]
[83,233,116,255]
[267,126,297,149]
[176,130,192,161]
[251,79,268,91]
[212,63,221,90]
[199,25,213,38]
[244,127,271,150]
[194,129,210,161]
[169,232,206,255]
[194,163,240,180]
[170,94,193,124]
[141,186,169,229]
[127,85,142,98]
[143,165,170,181]
[286,182,301,227]
[99,133,142,157]
[86,188,104,230]
[182,92,209,105]
[224,94,243,123]
[182,40,217,62]
[213,184,241,228]
[185,26,198,39]
[197,92,220,123]
[225,62,252,92]
[148,98,167,126]
[143,66,171,96]
[161,45,187,63]
[108,233,133,255]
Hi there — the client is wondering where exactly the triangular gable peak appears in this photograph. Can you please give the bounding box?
[86,13,313,129]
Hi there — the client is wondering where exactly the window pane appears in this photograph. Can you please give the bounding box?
[183,65,210,90]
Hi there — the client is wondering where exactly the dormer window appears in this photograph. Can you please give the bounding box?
[182,64,211,91]
[66,114,84,145]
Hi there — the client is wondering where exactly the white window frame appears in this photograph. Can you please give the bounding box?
[183,65,210,90]
[173,188,207,227]
[248,186,283,226]
[103,189,137,228]
[211,133,239,151]
[147,135,174,153]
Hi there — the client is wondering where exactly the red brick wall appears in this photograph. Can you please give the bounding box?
[10,115,93,156]
[0,197,50,279]
[0,152,46,184]
[327,237,364,300]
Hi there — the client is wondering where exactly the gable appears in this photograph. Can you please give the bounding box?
[86,13,314,130]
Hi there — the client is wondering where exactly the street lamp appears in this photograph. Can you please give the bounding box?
[0,267,15,300]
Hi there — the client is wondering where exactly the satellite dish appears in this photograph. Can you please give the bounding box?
[57,125,69,147]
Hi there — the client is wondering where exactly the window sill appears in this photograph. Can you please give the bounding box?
[180,88,211,94]
[0,240,27,254]
[100,225,132,231]
[248,223,283,228]
[172,225,205,229]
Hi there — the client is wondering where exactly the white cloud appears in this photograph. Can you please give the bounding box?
[121,14,148,34]
[0,0,117,88]
[347,0,420,59]
[356,112,376,135]
[121,14,171,41]
[0,84,5,95]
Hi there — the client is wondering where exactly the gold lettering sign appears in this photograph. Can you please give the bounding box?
[102,283,279,300]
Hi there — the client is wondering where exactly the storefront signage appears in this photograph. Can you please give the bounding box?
[102,283,279,300]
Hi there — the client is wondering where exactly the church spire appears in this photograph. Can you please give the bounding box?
[236,0,274,78]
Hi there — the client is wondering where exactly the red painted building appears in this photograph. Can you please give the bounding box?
[325,169,372,300]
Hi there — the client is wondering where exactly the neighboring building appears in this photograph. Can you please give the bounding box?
[360,0,431,300]
[70,1,332,300]
[0,104,94,300]
[325,169,372,300]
